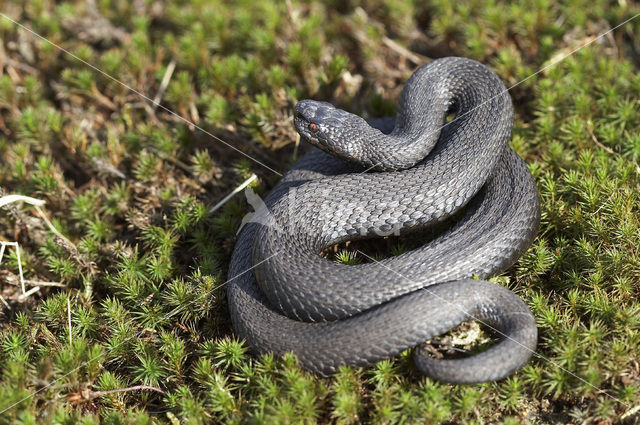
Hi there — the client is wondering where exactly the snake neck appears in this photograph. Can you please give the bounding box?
[326,108,451,172]
[296,57,513,172]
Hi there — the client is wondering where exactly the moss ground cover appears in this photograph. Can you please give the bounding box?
[1,0,640,423]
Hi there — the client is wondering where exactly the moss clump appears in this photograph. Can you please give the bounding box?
[1,0,640,423]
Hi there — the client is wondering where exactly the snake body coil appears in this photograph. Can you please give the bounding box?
[228,57,541,383]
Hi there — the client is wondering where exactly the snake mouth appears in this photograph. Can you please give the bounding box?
[293,113,313,140]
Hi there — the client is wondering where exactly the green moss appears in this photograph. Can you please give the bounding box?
[1,0,640,423]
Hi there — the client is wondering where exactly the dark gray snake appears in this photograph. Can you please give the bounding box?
[227,57,540,383]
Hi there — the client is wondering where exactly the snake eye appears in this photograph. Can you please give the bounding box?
[308,122,318,133]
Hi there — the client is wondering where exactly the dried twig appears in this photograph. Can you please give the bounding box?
[67,297,72,346]
[586,122,640,174]
[285,0,299,27]
[0,241,26,294]
[0,57,38,75]
[381,36,425,65]
[209,174,258,214]
[0,294,10,310]
[60,0,126,45]
[17,286,40,301]
[621,404,640,421]
[23,279,66,288]
[93,385,166,397]
[152,58,176,111]
[350,8,428,68]
[92,157,127,179]
[0,194,77,299]
[1,272,65,289]
[67,385,166,405]
[587,125,616,155]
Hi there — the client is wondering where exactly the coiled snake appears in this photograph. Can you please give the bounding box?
[227,57,540,383]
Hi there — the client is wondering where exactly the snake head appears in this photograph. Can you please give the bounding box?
[294,100,370,159]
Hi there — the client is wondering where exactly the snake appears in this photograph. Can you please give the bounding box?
[227,57,541,384]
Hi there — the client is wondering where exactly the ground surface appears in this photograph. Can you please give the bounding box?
[1,1,640,424]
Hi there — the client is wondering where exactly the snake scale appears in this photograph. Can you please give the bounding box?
[227,57,541,383]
